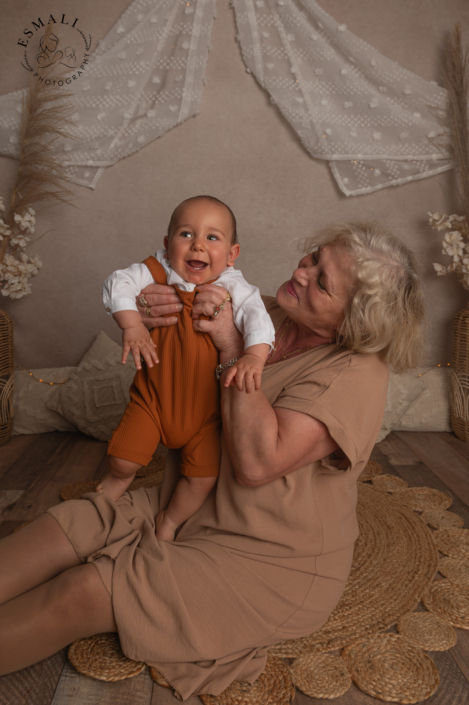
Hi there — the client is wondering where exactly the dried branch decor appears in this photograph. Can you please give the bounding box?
[0,23,75,299]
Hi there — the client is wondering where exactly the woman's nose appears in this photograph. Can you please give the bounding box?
[293,266,314,286]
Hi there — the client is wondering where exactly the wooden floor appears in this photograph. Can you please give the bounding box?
[0,431,469,705]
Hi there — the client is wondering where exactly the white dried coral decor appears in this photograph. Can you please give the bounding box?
[0,197,41,299]
[430,212,469,290]
[0,0,453,195]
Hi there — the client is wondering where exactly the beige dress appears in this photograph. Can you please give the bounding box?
[47,299,389,701]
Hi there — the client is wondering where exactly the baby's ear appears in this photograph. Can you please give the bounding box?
[228,243,240,266]
[163,235,169,251]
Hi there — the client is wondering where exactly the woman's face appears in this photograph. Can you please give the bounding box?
[276,245,355,340]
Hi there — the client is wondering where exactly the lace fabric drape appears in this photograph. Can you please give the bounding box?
[0,0,216,189]
[233,0,452,196]
[0,0,454,195]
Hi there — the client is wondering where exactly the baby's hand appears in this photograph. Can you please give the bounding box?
[122,323,159,370]
[224,353,264,393]
[96,472,136,502]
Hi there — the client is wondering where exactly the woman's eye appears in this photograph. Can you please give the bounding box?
[318,277,326,291]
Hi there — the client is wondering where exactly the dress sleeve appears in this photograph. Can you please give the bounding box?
[274,353,389,468]
[102,263,155,315]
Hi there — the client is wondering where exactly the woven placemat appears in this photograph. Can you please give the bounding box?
[396,611,457,651]
[420,509,464,530]
[68,633,145,681]
[422,579,469,629]
[269,483,438,657]
[439,556,469,584]
[358,459,382,482]
[371,474,408,493]
[342,633,440,703]
[60,470,164,501]
[392,487,452,512]
[199,656,294,705]
[149,667,171,688]
[432,528,469,560]
[290,652,351,699]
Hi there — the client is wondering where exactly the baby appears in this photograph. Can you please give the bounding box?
[99,195,275,541]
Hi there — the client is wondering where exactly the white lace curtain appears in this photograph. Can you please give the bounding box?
[0,0,453,196]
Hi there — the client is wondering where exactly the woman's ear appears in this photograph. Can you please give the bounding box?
[227,243,240,266]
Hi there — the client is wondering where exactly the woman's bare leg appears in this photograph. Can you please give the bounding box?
[0,563,116,676]
[0,513,81,605]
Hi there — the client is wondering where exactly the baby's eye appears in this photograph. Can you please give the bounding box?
[180,231,192,238]
[207,234,219,241]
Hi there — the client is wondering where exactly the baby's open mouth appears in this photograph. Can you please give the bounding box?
[186,260,208,271]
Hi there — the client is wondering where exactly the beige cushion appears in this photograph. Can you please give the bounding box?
[46,331,136,442]
[394,367,451,434]
[377,367,451,442]
[13,367,78,435]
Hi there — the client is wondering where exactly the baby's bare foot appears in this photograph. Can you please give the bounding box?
[155,510,178,542]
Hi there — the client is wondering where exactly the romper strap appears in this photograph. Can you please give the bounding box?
[142,255,168,285]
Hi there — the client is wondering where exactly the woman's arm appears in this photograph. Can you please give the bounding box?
[220,382,339,487]
[192,285,340,487]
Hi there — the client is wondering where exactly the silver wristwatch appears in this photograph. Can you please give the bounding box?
[215,358,239,380]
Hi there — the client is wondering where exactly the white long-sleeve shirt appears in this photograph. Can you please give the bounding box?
[103,250,276,351]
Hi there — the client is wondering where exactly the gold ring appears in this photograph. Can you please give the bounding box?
[224,293,231,302]
[139,296,149,306]
[211,301,226,320]
[145,306,152,317]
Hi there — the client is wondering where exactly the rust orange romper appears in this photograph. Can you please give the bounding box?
[107,255,221,477]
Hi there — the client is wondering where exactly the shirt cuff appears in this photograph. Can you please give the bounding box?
[106,297,139,315]
[244,331,276,351]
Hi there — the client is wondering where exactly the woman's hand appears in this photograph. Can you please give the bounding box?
[136,283,183,329]
[192,284,243,359]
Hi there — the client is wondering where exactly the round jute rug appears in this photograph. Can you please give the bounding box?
[68,633,145,681]
[199,655,294,705]
[269,483,439,657]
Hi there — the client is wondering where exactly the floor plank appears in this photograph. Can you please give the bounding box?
[0,433,69,493]
[393,432,469,507]
[0,490,24,520]
[0,649,66,705]
[0,435,39,481]
[51,660,153,705]
[6,435,108,522]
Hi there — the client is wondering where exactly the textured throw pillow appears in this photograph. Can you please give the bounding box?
[46,331,136,441]
[376,371,425,443]
[13,367,78,435]
[394,367,451,433]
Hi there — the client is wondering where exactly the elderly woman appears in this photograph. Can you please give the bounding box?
[0,221,423,699]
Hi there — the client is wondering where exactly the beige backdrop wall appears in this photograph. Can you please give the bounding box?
[0,0,468,369]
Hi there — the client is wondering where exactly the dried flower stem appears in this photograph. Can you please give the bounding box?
[0,22,76,265]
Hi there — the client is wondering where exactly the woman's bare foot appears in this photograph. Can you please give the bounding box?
[155,510,179,542]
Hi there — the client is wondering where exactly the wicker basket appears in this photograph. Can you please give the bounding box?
[0,308,14,446]
[451,304,469,442]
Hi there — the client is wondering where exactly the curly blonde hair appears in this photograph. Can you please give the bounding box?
[304,221,426,373]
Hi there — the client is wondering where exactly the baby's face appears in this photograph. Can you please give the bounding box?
[164,200,240,285]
